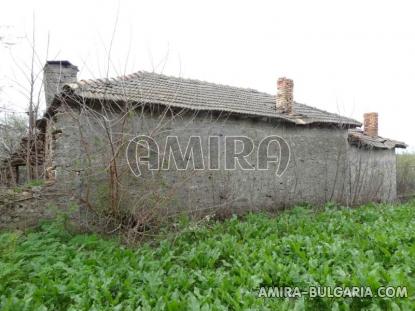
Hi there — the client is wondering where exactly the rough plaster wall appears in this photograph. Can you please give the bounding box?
[49,110,83,197]
[44,64,78,108]
[50,106,356,215]
[127,113,351,212]
[347,146,397,204]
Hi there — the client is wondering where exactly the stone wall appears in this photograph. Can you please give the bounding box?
[48,105,358,217]
[22,103,399,223]
[46,111,83,195]
[0,183,73,231]
[44,61,78,108]
[347,146,397,204]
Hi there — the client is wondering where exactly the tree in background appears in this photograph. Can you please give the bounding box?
[0,114,28,160]
[397,153,415,200]
[0,18,48,182]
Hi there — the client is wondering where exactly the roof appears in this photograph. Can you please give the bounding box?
[60,71,361,127]
[348,129,407,150]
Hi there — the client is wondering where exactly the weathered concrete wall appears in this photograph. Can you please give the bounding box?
[347,146,397,204]
[48,104,398,218]
[47,112,83,195]
[49,105,354,216]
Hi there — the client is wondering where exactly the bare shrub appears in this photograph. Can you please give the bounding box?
[397,153,415,199]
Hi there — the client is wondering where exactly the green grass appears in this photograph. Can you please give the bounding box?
[1,203,415,310]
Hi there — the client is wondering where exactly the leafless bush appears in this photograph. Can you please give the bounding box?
[0,114,27,159]
[0,16,49,184]
[55,91,236,241]
[397,153,415,199]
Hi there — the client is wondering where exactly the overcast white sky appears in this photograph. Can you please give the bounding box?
[0,0,414,151]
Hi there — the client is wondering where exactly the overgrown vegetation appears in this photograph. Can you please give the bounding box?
[1,202,414,310]
[397,153,415,199]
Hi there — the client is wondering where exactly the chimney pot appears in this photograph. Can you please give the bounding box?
[276,77,294,114]
[363,112,378,137]
[44,60,78,108]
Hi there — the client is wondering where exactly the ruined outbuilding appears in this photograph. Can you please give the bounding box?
[0,61,407,216]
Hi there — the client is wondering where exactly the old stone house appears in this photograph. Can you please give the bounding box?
[0,60,407,216]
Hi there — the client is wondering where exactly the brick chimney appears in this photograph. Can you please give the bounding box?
[44,60,78,108]
[363,112,378,137]
[276,77,294,113]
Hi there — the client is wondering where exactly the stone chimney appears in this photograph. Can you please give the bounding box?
[44,60,78,108]
[276,77,294,113]
[363,112,378,137]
